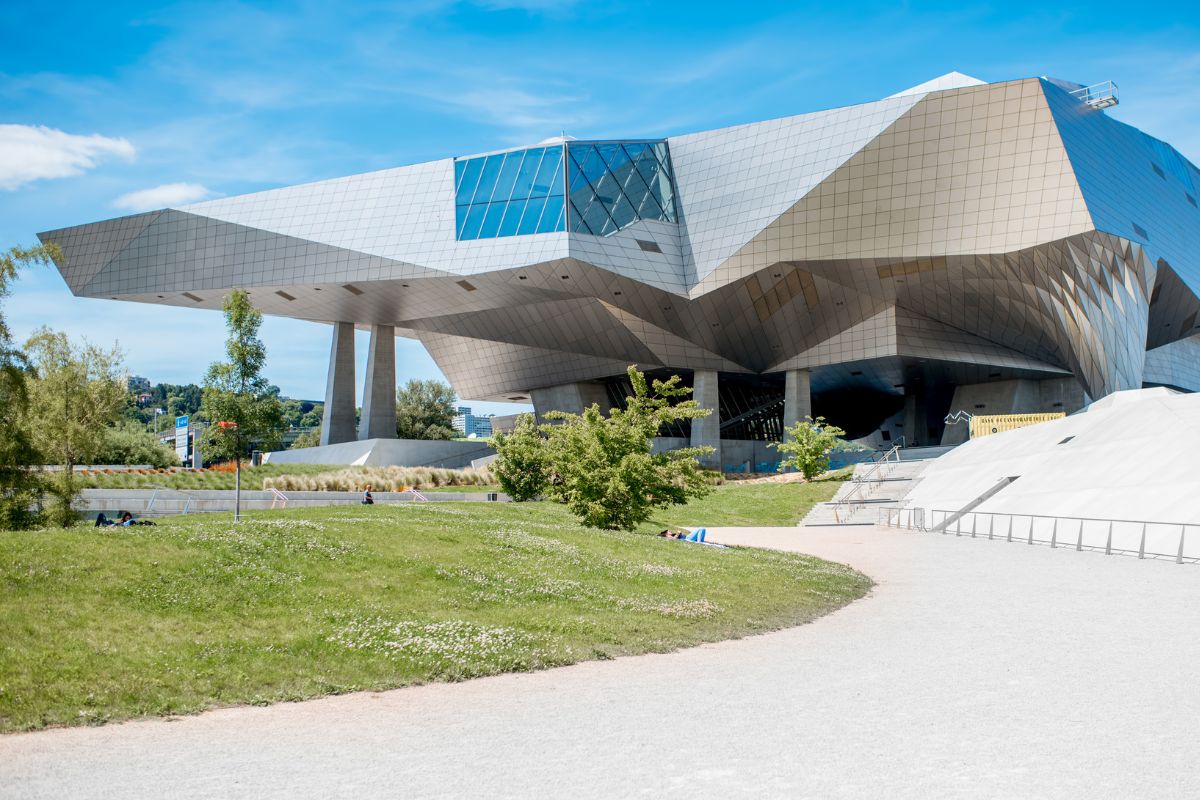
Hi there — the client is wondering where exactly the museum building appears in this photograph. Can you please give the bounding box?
[41,72,1200,468]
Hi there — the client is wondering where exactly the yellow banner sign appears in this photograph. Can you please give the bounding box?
[970,413,1065,439]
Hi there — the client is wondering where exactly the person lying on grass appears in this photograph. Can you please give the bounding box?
[658,528,707,542]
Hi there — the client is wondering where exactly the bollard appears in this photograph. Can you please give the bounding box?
[1028,516,1034,546]
[988,515,994,540]
[971,515,977,538]
[1138,522,1146,559]
[1050,518,1058,548]
[1177,526,1186,565]
[1076,520,1083,552]
[1105,521,1112,555]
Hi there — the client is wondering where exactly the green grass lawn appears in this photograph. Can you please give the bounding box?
[650,474,846,528]
[0,495,869,733]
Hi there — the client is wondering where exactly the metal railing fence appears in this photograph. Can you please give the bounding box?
[879,506,1200,564]
[832,444,902,523]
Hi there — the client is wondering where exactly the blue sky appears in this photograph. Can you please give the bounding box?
[2,0,1198,410]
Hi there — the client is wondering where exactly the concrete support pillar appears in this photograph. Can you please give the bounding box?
[903,393,919,447]
[359,324,397,440]
[782,369,812,437]
[690,370,721,470]
[320,322,357,446]
[529,381,610,423]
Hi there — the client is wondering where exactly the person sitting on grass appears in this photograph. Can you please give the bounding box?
[362,484,374,505]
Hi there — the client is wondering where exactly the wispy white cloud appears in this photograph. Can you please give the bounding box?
[0,124,135,191]
[112,182,216,212]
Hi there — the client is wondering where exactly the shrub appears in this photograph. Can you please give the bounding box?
[489,413,549,501]
[95,420,180,468]
[539,366,713,531]
[770,416,848,480]
[262,465,493,493]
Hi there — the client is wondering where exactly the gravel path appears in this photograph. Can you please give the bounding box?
[4,525,1198,799]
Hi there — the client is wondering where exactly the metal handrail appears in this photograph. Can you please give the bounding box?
[833,444,901,523]
[1069,80,1118,109]
[879,506,1198,564]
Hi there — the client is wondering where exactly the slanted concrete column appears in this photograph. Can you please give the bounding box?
[359,324,397,440]
[320,322,357,446]
[690,370,721,469]
[782,369,812,437]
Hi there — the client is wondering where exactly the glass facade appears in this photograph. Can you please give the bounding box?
[565,141,677,236]
[454,140,678,240]
[454,146,566,240]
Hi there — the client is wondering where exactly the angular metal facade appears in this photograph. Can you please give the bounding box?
[40,74,1200,435]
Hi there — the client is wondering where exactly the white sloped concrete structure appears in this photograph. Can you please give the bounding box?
[903,387,1200,524]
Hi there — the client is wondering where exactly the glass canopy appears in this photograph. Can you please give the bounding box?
[454,140,678,240]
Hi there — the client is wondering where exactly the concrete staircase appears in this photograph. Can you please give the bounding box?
[800,446,955,527]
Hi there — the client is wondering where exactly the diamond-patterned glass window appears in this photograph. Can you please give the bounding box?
[454,146,566,240]
[566,141,678,236]
[453,140,679,240]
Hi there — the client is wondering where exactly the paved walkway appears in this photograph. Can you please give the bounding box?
[4,526,1199,798]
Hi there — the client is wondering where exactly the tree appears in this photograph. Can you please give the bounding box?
[539,366,714,531]
[23,328,126,527]
[771,416,848,480]
[395,379,457,440]
[489,413,550,501]
[0,244,59,529]
[96,420,179,468]
[289,426,321,449]
[200,290,286,520]
[281,398,323,428]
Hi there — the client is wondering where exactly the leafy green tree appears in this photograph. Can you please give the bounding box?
[489,413,550,501]
[540,366,713,531]
[0,245,59,528]
[200,290,286,485]
[771,416,848,480]
[395,379,457,440]
[289,426,322,449]
[96,420,179,468]
[281,398,323,428]
[23,328,126,527]
[0,369,42,529]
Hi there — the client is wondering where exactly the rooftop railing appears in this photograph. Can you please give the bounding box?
[1069,81,1119,109]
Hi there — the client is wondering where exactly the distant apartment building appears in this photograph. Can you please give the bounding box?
[452,406,494,438]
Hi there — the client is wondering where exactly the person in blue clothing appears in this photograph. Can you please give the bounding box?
[658,528,706,542]
[361,484,374,505]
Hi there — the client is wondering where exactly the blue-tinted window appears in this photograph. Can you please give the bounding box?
[454,146,565,240]
[565,140,678,236]
[453,139,677,240]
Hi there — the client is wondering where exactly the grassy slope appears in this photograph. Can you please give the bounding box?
[76,463,334,491]
[649,476,845,529]
[0,491,867,733]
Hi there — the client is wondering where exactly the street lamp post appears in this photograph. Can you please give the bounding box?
[217,421,241,522]
[153,408,165,438]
